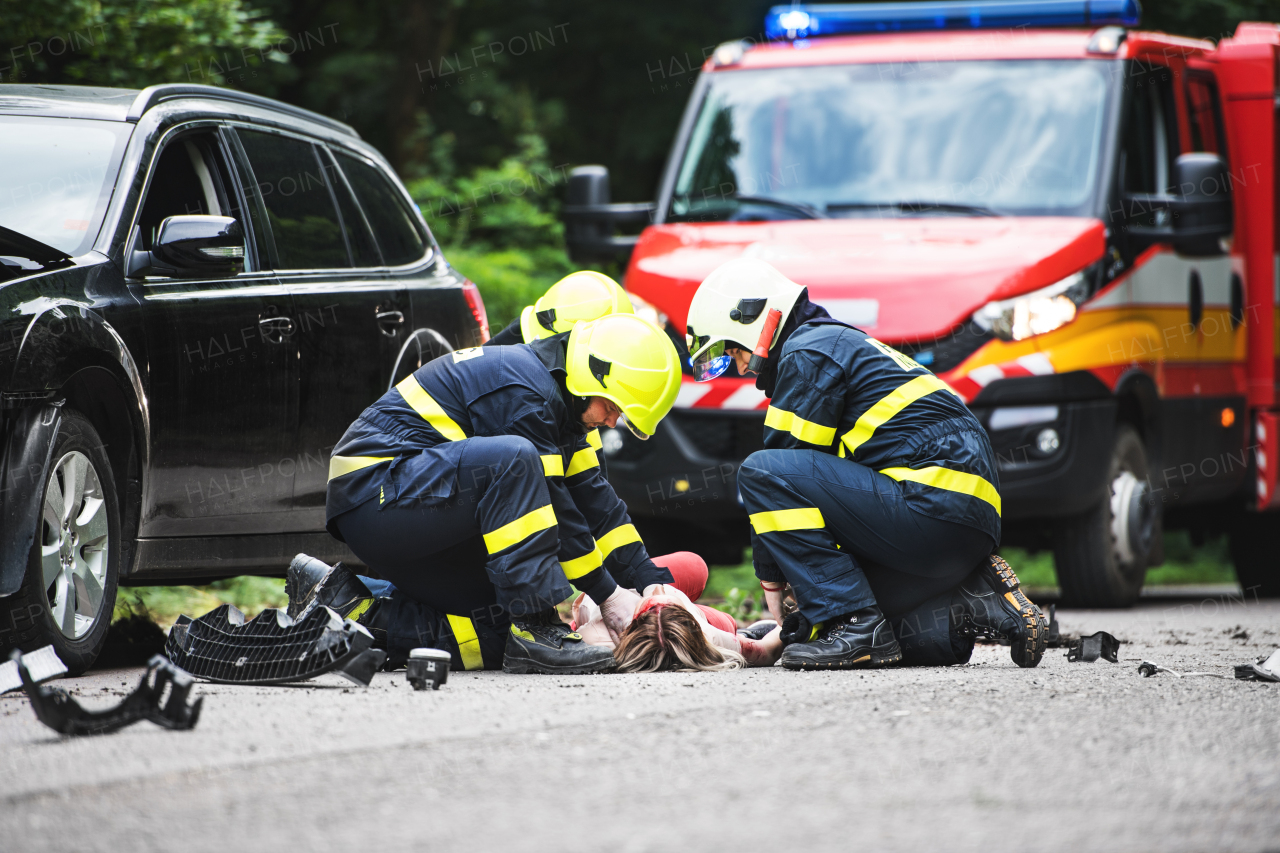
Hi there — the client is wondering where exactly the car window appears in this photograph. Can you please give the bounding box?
[237,129,351,270]
[137,133,236,252]
[1120,62,1177,194]
[333,150,427,265]
[321,148,381,267]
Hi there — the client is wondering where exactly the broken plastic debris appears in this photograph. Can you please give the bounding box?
[0,645,66,694]
[164,604,386,687]
[406,648,451,691]
[1137,660,1229,679]
[1234,649,1280,683]
[1066,631,1120,663]
[16,651,201,735]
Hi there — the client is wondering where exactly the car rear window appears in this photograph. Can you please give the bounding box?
[237,129,351,270]
[333,150,427,266]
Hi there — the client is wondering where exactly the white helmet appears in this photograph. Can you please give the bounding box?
[685,258,805,381]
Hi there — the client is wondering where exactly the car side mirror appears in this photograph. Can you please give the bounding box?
[1171,153,1232,257]
[127,215,244,278]
[562,165,655,264]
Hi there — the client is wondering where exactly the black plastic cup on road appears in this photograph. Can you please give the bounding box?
[406,648,451,690]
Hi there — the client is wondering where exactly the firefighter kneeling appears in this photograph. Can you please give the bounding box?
[312,313,681,674]
[686,259,1048,670]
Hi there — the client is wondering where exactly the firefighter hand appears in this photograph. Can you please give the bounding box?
[762,584,787,626]
[599,586,642,643]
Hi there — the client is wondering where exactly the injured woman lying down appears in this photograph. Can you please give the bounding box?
[573,552,783,671]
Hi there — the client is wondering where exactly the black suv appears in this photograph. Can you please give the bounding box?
[0,84,488,672]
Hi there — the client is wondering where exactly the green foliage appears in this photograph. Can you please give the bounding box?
[1,0,283,87]
[114,576,286,628]
[1001,530,1238,591]
[404,128,580,329]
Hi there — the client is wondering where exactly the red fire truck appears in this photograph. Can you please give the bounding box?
[564,0,1279,606]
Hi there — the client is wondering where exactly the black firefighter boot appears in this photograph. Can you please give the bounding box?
[779,606,903,670]
[951,555,1048,668]
[286,553,376,623]
[502,609,616,674]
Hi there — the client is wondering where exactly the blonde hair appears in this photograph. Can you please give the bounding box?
[613,605,745,672]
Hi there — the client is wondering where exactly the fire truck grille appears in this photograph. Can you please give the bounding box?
[669,410,767,461]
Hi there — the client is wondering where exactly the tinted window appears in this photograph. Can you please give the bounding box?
[321,148,381,266]
[238,129,350,270]
[334,151,426,265]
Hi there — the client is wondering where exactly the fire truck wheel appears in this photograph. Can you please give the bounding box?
[1051,425,1152,608]
[1228,512,1280,598]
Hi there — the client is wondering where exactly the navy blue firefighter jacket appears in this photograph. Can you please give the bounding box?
[757,293,1001,541]
[325,336,670,598]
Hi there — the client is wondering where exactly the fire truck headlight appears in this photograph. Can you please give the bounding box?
[973,271,1089,342]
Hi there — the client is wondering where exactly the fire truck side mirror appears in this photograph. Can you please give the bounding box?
[1170,153,1233,257]
[563,165,656,265]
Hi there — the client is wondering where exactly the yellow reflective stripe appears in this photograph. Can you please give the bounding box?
[880,466,1002,515]
[541,454,565,477]
[840,375,958,456]
[585,428,603,450]
[749,507,826,534]
[763,405,837,447]
[328,455,393,480]
[566,447,599,477]
[446,615,484,671]
[560,547,604,580]
[345,598,373,623]
[596,523,642,559]
[395,375,467,442]
[482,504,557,554]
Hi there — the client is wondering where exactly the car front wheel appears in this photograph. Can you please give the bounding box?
[8,409,121,674]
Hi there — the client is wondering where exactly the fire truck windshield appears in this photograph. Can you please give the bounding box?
[668,59,1111,222]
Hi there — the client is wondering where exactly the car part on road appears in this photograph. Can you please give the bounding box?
[1067,631,1120,662]
[0,645,66,694]
[1234,649,1280,682]
[16,650,201,735]
[1044,604,1064,647]
[407,647,451,690]
[164,604,386,687]
[1138,660,1231,679]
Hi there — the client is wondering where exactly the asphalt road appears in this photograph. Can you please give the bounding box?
[2,593,1277,853]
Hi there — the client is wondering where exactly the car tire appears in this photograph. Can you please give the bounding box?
[4,409,121,675]
[1052,424,1154,608]
[1228,511,1280,598]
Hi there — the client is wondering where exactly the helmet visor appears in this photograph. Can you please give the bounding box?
[690,340,733,382]
[617,414,652,441]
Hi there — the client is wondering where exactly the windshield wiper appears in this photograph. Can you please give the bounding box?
[827,201,998,217]
[728,195,827,220]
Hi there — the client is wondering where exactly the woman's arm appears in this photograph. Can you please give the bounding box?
[737,626,783,667]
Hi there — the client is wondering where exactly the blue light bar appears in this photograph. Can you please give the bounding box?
[765,0,1141,40]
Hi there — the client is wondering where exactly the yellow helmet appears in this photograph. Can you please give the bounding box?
[565,314,681,440]
[519,271,634,342]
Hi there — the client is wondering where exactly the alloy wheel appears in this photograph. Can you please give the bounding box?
[40,450,110,639]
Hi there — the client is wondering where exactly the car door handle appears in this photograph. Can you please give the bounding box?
[258,315,295,344]
[376,310,404,337]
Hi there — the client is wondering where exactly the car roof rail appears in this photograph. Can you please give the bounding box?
[126,84,358,138]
